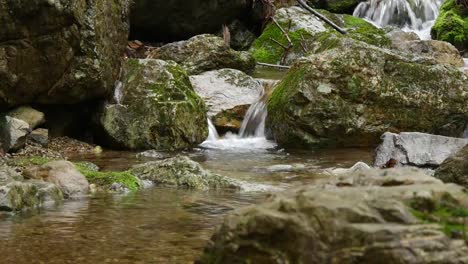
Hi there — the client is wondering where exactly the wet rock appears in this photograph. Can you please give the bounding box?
[28,128,48,146]
[198,169,468,263]
[0,182,39,211]
[329,161,371,175]
[24,161,89,198]
[28,180,63,204]
[0,0,130,108]
[435,145,468,188]
[374,132,468,168]
[225,20,257,51]
[266,40,468,149]
[0,116,30,152]
[250,6,390,65]
[130,0,250,42]
[0,165,22,185]
[131,156,240,190]
[306,0,366,14]
[387,30,420,45]
[8,106,45,129]
[136,150,170,159]
[99,59,208,151]
[148,35,255,75]
[190,69,262,132]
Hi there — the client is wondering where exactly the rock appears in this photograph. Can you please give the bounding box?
[28,180,63,204]
[435,145,468,188]
[0,0,130,108]
[28,128,48,146]
[393,40,465,67]
[148,34,255,75]
[99,59,208,151]
[131,156,240,190]
[130,0,250,42]
[387,30,420,45]
[306,0,366,14]
[250,7,390,65]
[431,0,467,55]
[0,165,22,185]
[189,69,262,132]
[374,132,468,168]
[0,116,30,152]
[7,106,45,129]
[198,170,468,263]
[330,161,371,175]
[136,150,170,159]
[266,40,468,149]
[24,161,89,198]
[0,182,39,211]
[225,20,257,51]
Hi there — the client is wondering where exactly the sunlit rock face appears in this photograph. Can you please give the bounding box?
[0,0,130,108]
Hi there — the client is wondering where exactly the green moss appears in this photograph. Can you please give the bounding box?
[431,0,468,51]
[74,163,140,191]
[8,157,54,168]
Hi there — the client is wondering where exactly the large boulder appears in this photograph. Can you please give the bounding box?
[431,0,468,55]
[24,160,89,198]
[130,0,250,42]
[374,132,468,168]
[7,106,45,129]
[250,6,390,65]
[0,181,62,211]
[99,59,208,151]
[0,165,22,185]
[0,0,130,108]
[198,168,468,263]
[148,34,255,75]
[267,40,468,149]
[189,69,262,132]
[0,116,30,152]
[435,145,468,188]
[131,156,240,190]
[306,0,366,14]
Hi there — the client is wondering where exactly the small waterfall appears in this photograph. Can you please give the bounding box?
[207,118,220,141]
[113,80,124,104]
[353,0,443,39]
[239,95,268,138]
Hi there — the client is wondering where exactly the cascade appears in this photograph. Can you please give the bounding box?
[113,80,124,104]
[207,118,220,141]
[353,0,443,39]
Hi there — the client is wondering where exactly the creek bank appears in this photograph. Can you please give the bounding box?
[198,167,468,263]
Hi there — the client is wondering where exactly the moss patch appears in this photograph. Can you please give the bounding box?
[74,163,140,191]
[431,0,468,52]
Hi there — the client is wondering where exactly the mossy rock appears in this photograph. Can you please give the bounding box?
[435,145,468,188]
[307,0,366,14]
[250,6,390,65]
[431,0,468,54]
[75,162,140,191]
[99,59,208,151]
[266,40,468,149]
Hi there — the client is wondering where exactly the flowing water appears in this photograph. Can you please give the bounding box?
[353,0,443,39]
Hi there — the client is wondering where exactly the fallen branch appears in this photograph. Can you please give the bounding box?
[272,17,293,48]
[269,37,289,50]
[297,0,347,35]
[257,62,291,69]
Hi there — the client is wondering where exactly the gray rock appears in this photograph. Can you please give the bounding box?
[435,145,468,188]
[0,182,39,211]
[0,165,22,185]
[28,128,48,146]
[0,116,30,152]
[198,169,468,263]
[136,150,169,159]
[131,155,240,190]
[394,39,465,67]
[148,34,255,75]
[374,132,468,168]
[8,106,45,129]
[190,69,262,117]
[24,161,89,198]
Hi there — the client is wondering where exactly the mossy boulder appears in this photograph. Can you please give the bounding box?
[131,156,240,190]
[435,145,468,188]
[266,40,468,149]
[431,0,468,55]
[99,59,208,151]
[75,162,140,191]
[0,181,63,212]
[0,0,130,108]
[148,35,255,75]
[307,0,366,14]
[250,6,390,65]
[198,168,468,263]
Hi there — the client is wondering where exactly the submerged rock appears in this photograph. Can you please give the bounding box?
[0,165,23,185]
[148,34,255,75]
[374,132,468,168]
[198,168,468,263]
[435,145,468,188]
[99,59,208,151]
[0,180,62,212]
[131,156,240,190]
[24,161,89,198]
[0,0,130,108]
[0,116,30,152]
[266,40,468,149]
[189,69,262,132]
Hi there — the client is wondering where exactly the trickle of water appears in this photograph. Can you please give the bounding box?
[207,118,219,141]
[113,80,124,104]
[353,0,443,39]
